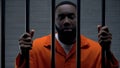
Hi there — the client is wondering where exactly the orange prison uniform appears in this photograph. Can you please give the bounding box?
[15,35,119,68]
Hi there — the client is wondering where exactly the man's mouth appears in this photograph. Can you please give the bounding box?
[63,28,72,31]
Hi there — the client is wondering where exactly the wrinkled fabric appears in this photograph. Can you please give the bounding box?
[15,34,119,68]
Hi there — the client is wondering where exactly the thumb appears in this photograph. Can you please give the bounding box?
[97,25,102,33]
[30,29,35,38]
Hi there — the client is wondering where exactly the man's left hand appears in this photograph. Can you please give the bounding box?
[97,25,112,51]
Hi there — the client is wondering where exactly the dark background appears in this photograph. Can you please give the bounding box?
[1,0,120,68]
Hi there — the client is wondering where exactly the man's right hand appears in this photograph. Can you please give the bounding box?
[19,29,35,54]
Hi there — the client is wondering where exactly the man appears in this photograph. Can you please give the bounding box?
[15,1,119,68]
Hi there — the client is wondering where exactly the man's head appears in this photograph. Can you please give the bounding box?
[55,1,77,44]
[55,1,76,9]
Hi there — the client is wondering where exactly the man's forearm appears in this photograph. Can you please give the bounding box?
[105,50,119,68]
[15,53,26,68]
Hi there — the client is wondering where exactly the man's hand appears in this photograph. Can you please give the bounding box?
[19,29,35,54]
[97,25,112,51]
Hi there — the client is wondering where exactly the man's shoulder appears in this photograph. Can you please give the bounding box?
[30,34,51,54]
[34,34,51,42]
[32,34,51,47]
[81,35,101,49]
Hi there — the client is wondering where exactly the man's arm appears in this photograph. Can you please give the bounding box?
[15,29,35,68]
[105,50,119,68]
[15,53,26,68]
[97,25,119,68]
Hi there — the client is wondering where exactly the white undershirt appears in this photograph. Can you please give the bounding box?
[55,34,73,54]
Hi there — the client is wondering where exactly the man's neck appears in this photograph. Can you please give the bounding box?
[55,33,74,54]
[58,33,76,45]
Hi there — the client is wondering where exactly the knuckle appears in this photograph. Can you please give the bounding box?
[20,44,32,48]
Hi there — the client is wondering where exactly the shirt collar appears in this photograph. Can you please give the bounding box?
[44,34,89,49]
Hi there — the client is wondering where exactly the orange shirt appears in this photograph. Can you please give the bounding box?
[15,35,119,68]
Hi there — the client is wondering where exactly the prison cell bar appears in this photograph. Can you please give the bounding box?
[76,0,81,68]
[25,0,30,68]
[1,0,5,68]
[51,0,56,68]
[0,0,106,68]
[102,0,105,27]
[102,0,106,68]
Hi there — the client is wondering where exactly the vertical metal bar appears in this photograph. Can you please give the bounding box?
[25,0,30,68]
[102,0,105,26]
[51,0,55,68]
[102,0,106,68]
[26,0,30,32]
[1,0,5,68]
[76,0,81,68]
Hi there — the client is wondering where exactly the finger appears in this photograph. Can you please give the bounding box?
[20,44,32,48]
[101,26,109,32]
[98,30,110,37]
[20,44,32,50]
[20,33,31,39]
[98,35,112,41]
[97,25,102,33]
[98,39,111,45]
[30,29,35,38]
[19,41,33,45]
[19,33,31,41]
[19,37,32,42]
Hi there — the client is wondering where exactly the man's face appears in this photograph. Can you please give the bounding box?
[55,4,76,34]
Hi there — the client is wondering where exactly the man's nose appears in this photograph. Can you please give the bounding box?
[63,17,70,27]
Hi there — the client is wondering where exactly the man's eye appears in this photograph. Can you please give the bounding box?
[59,15,65,20]
[68,15,75,19]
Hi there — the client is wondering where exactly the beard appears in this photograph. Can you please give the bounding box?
[56,26,76,45]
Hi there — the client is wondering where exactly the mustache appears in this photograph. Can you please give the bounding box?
[63,27,73,29]
[56,26,76,32]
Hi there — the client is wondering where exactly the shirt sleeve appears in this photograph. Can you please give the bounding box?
[15,53,26,68]
[15,51,38,68]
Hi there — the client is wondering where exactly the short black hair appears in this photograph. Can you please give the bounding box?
[56,1,76,9]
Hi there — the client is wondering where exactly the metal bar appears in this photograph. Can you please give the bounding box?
[51,0,55,68]
[102,0,106,68]
[102,0,105,26]
[1,0,5,68]
[76,0,81,68]
[24,0,30,68]
[26,0,30,32]
[102,49,106,68]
